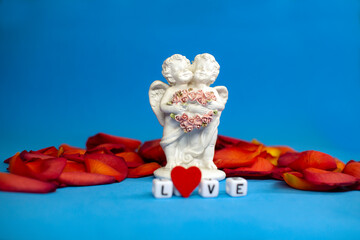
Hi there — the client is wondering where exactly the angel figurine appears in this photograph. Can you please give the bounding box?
[149,53,228,180]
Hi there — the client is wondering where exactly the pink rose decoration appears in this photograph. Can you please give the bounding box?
[181,113,188,121]
[188,117,195,125]
[180,96,189,103]
[202,114,212,124]
[188,92,197,101]
[175,115,182,122]
[181,89,188,97]
[172,95,180,104]
[186,125,193,133]
[180,122,186,129]
[194,124,202,129]
[207,111,214,116]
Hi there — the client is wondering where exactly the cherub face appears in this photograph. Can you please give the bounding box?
[193,60,215,85]
[171,60,193,84]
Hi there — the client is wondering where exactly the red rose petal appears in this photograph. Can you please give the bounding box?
[271,167,293,180]
[85,157,127,182]
[215,135,254,150]
[30,146,59,157]
[63,161,86,172]
[127,162,161,178]
[26,158,67,181]
[303,168,358,187]
[20,150,53,162]
[115,152,145,168]
[86,133,141,152]
[9,153,38,179]
[277,152,302,167]
[86,143,126,154]
[288,150,337,171]
[58,172,116,186]
[213,146,260,169]
[138,139,166,166]
[224,157,274,177]
[0,173,57,193]
[283,172,337,191]
[4,152,20,163]
[62,153,85,163]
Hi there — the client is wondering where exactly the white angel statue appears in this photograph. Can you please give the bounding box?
[149,53,228,180]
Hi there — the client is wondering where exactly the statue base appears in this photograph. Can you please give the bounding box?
[154,167,226,181]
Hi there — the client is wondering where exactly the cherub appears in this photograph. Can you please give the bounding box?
[184,53,228,169]
[149,54,194,169]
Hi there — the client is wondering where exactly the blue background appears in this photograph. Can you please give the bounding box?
[0,0,359,239]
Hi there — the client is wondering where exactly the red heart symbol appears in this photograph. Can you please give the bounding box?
[171,166,202,198]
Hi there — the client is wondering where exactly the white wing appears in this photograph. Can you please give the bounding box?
[214,86,228,104]
[149,80,169,126]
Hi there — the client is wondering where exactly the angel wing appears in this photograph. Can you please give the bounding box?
[149,80,169,126]
[214,86,229,105]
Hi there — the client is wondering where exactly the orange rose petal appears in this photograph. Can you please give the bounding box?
[303,168,358,187]
[127,162,161,178]
[224,157,274,177]
[85,157,127,182]
[0,172,57,193]
[115,152,145,168]
[59,144,86,155]
[85,153,128,176]
[333,159,346,173]
[63,161,86,172]
[58,172,116,186]
[343,160,360,178]
[86,133,141,152]
[288,150,337,171]
[283,172,337,191]
[138,139,167,166]
[213,146,260,169]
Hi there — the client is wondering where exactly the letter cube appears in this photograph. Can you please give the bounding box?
[152,178,173,198]
[198,179,219,198]
[226,177,247,197]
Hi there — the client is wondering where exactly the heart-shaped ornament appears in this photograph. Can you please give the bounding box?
[171,166,202,198]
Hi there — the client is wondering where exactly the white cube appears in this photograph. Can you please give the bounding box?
[226,177,247,197]
[152,178,173,198]
[198,179,219,198]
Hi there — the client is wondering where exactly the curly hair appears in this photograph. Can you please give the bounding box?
[193,53,220,84]
[162,54,191,85]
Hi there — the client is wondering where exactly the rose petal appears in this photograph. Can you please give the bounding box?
[283,172,337,191]
[271,167,293,180]
[265,146,297,158]
[342,160,360,178]
[127,162,161,178]
[31,146,59,157]
[62,153,85,163]
[58,172,116,186]
[4,152,20,163]
[215,135,258,151]
[303,168,358,187]
[224,157,274,177]
[0,172,57,193]
[213,146,261,169]
[85,156,127,182]
[59,144,86,155]
[288,150,337,171]
[333,159,346,173]
[20,150,53,162]
[138,139,166,166]
[115,152,145,168]
[277,152,302,167]
[85,153,128,177]
[26,158,67,181]
[9,153,38,179]
[86,133,141,152]
[86,143,126,154]
[63,161,86,172]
